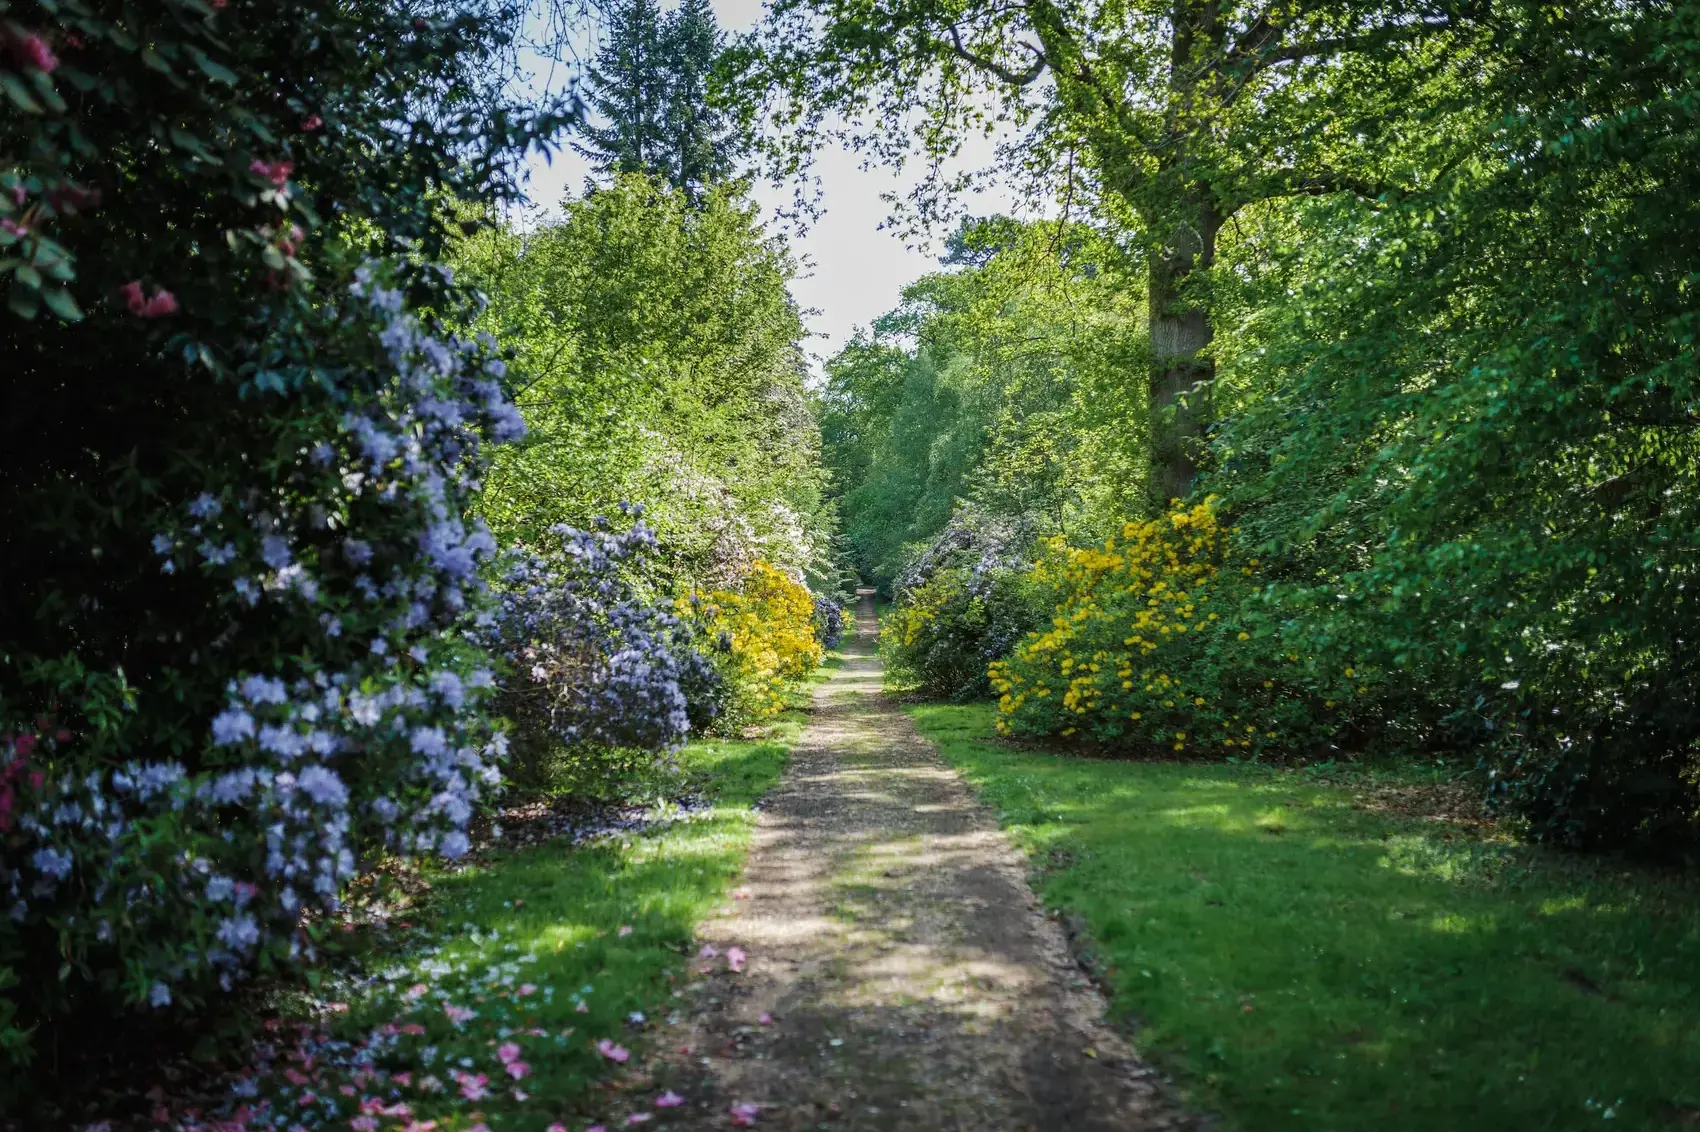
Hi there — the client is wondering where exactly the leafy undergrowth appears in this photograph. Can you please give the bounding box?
[910,702,1700,1131]
[114,715,802,1132]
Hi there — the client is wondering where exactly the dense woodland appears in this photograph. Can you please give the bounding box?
[1,0,1697,1127]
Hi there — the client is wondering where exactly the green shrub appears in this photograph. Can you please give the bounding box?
[0,0,568,1082]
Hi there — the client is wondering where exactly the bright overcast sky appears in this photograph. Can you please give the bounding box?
[517,0,1014,373]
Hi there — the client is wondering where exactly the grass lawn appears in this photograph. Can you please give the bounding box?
[208,712,805,1132]
[910,702,1700,1132]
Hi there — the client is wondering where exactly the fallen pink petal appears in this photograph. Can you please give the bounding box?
[655,1090,684,1108]
[727,946,747,973]
[729,1102,761,1127]
[698,944,717,958]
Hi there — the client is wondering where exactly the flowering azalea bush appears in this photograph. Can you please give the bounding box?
[0,0,571,1094]
[991,501,1378,757]
[682,562,824,727]
[490,512,722,790]
[812,594,846,650]
[880,510,1042,699]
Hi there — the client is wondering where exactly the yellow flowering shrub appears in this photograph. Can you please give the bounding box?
[991,500,1373,756]
[681,560,823,726]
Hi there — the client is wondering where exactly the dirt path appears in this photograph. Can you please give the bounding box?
[646,593,1186,1131]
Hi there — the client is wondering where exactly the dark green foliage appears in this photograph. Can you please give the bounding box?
[575,0,740,198]
[1209,0,1700,853]
[0,0,570,1084]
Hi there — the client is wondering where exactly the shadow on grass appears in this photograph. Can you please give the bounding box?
[911,702,1700,1132]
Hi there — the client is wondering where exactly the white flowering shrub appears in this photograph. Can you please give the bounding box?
[490,512,723,789]
[0,267,524,1067]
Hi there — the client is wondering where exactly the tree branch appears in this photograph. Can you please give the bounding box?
[943,21,1047,87]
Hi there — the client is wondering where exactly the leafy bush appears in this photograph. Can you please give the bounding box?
[880,510,1042,699]
[490,512,721,790]
[1203,1,1700,852]
[0,0,565,1078]
[682,561,823,727]
[991,501,1379,756]
[812,594,846,650]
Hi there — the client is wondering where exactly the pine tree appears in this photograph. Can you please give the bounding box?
[661,0,739,200]
[572,0,668,177]
[574,0,741,199]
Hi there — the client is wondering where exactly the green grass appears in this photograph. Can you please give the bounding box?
[256,717,799,1131]
[910,702,1700,1131]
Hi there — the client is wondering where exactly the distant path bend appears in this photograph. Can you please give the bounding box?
[656,590,1185,1131]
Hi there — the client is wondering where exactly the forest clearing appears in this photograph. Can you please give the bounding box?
[3,0,1698,1128]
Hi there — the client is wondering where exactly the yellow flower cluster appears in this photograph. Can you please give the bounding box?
[991,499,1281,752]
[683,560,823,721]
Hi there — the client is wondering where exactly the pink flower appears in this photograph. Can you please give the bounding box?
[392,1073,412,1086]
[399,1023,426,1036]
[504,1060,530,1080]
[517,983,537,996]
[655,1091,684,1108]
[141,290,178,318]
[698,944,717,958]
[249,159,294,188]
[617,925,632,937]
[404,983,428,999]
[401,1123,438,1132]
[595,1039,630,1063]
[350,1118,378,1132]
[497,1041,522,1064]
[729,1102,760,1127]
[443,1003,474,1023]
[8,32,57,74]
[301,115,323,131]
[1,218,28,238]
[727,947,747,973]
[587,1127,607,1132]
[119,280,145,314]
[455,1072,489,1101]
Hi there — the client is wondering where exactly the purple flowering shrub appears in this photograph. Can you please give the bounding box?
[0,268,527,1073]
[490,512,722,791]
[0,0,575,1086]
[813,595,846,650]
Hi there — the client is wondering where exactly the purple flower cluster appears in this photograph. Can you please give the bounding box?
[3,263,521,1000]
[491,511,721,764]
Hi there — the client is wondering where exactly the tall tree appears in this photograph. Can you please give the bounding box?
[576,0,741,198]
[664,0,740,199]
[748,0,1485,507]
[574,0,669,176]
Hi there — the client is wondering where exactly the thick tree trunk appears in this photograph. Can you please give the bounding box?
[1146,204,1219,510]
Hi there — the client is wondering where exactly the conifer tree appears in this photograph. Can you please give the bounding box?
[573,0,668,176]
[574,0,740,198]
[662,0,738,200]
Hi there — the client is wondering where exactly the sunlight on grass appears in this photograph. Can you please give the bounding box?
[911,702,1700,1132]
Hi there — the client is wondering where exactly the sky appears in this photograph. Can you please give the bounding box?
[516,0,1015,372]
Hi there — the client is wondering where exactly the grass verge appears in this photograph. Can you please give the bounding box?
[183,715,802,1132]
[910,702,1700,1131]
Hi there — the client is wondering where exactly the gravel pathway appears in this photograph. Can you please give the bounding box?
[649,593,1187,1131]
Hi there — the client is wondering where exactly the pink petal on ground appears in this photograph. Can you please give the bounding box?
[733,888,750,900]
[547,1126,569,1132]
[698,944,717,958]
[497,1041,522,1064]
[759,1014,772,1025]
[626,1116,652,1126]
[618,925,633,937]
[729,1102,761,1127]
[697,964,714,974]
[655,1091,684,1108]
[727,947,747,973]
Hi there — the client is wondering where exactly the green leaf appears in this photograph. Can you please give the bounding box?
[0,72,44,114]
[8,284,40,320]
[15,264,42,290]
[40,287,84,322]
[140,48,173,76]
[185,44,238,86]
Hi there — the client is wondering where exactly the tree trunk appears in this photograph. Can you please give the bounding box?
[1146,203,1219,510]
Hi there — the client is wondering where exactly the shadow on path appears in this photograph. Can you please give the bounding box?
[650,592,1188,1131]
